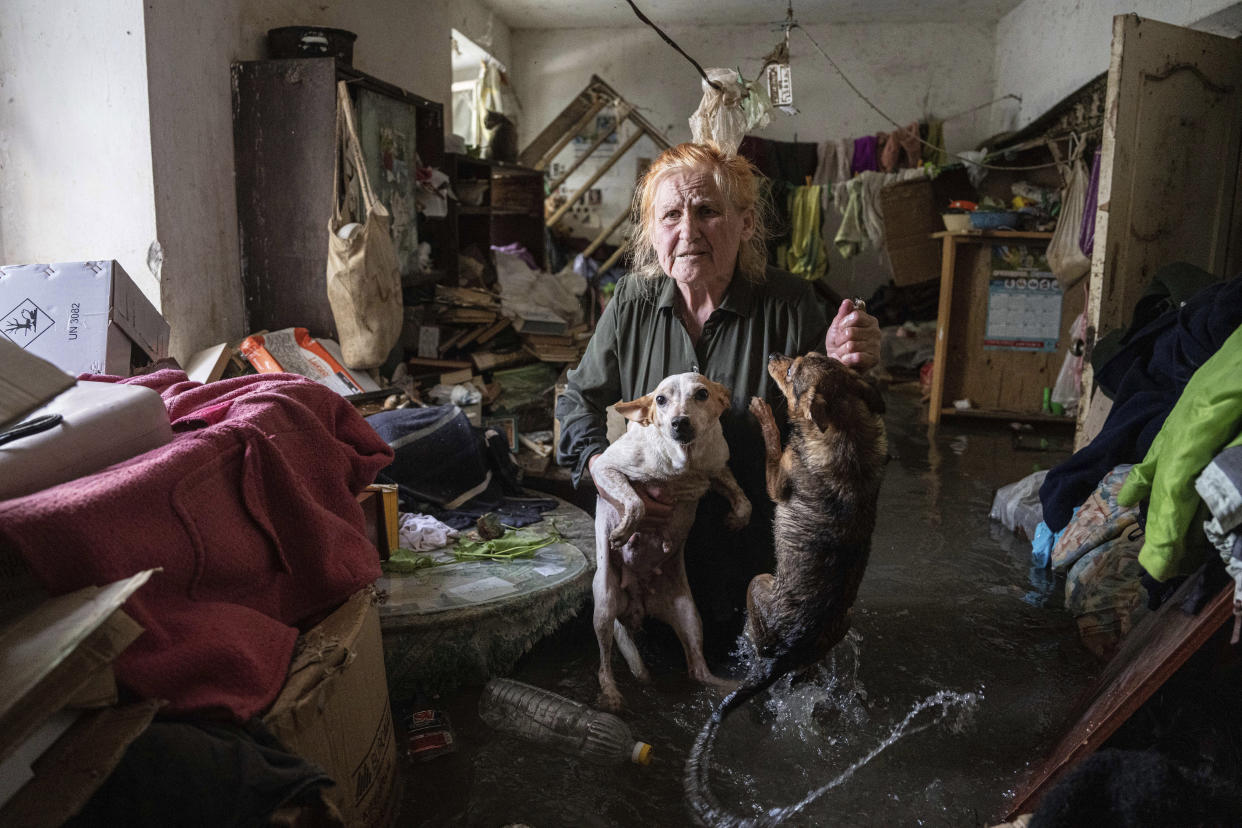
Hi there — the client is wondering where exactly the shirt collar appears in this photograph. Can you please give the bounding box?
[655,273,757,318]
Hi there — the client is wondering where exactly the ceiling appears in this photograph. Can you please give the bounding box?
[478,0,1027,31]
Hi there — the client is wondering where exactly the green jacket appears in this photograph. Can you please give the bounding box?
[1118,322,1242,581]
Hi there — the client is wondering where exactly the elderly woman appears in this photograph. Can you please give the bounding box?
[556,141,881,651]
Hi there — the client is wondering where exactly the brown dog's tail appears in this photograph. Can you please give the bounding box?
[683,659,787,828]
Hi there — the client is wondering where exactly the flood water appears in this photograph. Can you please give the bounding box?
[396,387,1099,827]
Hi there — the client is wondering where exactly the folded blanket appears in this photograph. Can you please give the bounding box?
[0,370,393,719]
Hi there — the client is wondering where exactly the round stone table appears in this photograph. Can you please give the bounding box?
[377,497,595,702]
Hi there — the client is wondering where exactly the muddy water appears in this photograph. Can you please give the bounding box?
[397,388,1099,827]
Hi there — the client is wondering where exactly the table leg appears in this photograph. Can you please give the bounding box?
[928,236,957,425]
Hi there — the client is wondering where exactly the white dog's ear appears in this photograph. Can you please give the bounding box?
[702,378,732,415]
[615,394,654,425]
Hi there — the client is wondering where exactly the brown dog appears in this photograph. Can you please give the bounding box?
[685,352,887,827]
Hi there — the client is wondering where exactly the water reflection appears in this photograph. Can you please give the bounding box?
[399,388,1098,827]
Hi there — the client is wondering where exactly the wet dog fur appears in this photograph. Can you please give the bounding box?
[685,352,887,827]
[591,372,751,713]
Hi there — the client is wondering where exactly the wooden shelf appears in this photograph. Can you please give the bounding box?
[930,230,1054,240]
[926,230,1081,426]
[937,407,1078,425]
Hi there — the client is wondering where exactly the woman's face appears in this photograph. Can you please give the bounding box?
[651,166,754,291]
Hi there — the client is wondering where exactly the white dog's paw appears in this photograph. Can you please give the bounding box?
[725,500,752,531]
[597,685,624,713]
[609,507,643,546]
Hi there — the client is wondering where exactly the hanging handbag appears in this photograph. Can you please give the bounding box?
[326,80,403,369]
[1046,134,1092,289]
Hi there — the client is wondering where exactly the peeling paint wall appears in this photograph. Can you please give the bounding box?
[0,0,159,310]
[512,21,998,301]
[992,0,1242,133]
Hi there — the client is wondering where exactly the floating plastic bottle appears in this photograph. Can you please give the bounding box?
[478,678,653,766]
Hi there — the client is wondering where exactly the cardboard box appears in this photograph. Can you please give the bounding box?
[264,589,398,828]
[0,260,169,377]
[879,179,943,287]
[0,570,155,823]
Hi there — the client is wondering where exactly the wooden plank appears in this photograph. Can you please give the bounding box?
[1007,580,1233,819]
[927,234,958,425]
[546,104,633,193]
[546,128,645,227]
[527,98,606,171]
[582,209,632,260]
[1079,14,1242,449]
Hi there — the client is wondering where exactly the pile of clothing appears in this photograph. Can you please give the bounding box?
[1032,266,1242,656]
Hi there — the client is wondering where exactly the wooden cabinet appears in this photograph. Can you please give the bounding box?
[926,230,1084,425]
[231,58,445,341]
[446,153,546,274]
[1077,14,1242,449]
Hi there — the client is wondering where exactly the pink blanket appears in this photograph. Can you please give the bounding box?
[0,370,394,720]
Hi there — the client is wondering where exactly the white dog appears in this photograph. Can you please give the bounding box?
[590,372,751,712]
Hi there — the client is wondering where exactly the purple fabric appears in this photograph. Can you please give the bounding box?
[491,242,539,270]
[1079,148,1101,257]
[851,135,879,175]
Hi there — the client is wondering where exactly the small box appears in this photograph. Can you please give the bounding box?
[0,261,170,377]
[264,589,398,828]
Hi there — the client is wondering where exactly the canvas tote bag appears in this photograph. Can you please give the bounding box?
[326,81,403,369]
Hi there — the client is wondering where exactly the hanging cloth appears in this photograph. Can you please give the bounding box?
[784,185,828,280]
[878,132,899,172]
[851,135,879,175]
[1079,147,1102,257]
[922,120,948,166]
[897,122,922,169]
[834,137,853,183]
[834,177,867,258]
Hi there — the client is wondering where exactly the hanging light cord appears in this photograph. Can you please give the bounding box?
[623,0,723,91]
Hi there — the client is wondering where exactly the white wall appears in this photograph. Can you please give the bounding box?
[0,0,159,308]
[993,0,1242,133]
[512,21,998,299]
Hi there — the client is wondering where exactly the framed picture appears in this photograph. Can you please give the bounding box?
[356,88,420,278]
[485,417,518,453]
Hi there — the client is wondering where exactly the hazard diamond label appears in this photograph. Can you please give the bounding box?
[1,298,55,348]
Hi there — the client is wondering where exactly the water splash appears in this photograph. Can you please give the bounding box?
[762,688,983,824]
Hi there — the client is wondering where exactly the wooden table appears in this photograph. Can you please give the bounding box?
[927,230,1081,426]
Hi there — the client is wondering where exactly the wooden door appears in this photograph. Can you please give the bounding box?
[1076,14,1242,449]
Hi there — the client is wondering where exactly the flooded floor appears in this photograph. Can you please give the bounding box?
[395,387,1101,827]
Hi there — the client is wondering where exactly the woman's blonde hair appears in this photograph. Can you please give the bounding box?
[627,141,770,283]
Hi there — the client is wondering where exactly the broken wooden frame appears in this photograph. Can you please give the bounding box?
[520,75,671,275]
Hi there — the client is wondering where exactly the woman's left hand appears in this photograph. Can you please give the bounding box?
[826,299,881,372]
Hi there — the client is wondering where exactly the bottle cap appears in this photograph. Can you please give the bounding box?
[631,742,653,765]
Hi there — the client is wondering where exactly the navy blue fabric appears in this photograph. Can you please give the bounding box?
[367,405,556,530]
[1040,272,1242,532]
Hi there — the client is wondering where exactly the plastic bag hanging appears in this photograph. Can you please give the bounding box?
[688,68,772,154]
[1046,135,1092,288]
